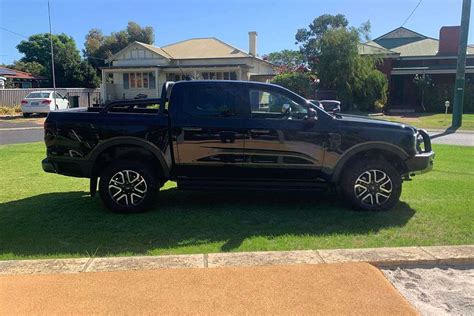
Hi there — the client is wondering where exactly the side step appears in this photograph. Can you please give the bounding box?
[177,178,330,191]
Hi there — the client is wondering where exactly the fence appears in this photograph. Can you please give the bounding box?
[0,88,101,107]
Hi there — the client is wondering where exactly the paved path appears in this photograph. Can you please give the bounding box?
[0,262,416,315]
[0,117,44,145]
[428,129,474,146]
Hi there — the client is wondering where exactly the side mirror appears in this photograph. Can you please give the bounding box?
[304,108,317,128]
[307,107,317,120]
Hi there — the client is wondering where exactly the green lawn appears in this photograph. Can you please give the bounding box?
[0,142,473,260]
[350,112,474,131]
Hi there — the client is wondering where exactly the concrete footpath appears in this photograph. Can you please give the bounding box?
[1,245,472,275]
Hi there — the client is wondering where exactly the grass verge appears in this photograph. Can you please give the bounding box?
[0,142,473,260]
[349,112,474,131]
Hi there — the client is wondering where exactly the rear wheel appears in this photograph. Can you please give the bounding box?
[22,113,31,118]
[99,161,158,213]
[340,159,402,211]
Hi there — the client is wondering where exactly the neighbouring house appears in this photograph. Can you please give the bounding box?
[359,26,474,111]
[0,67,46,88]
[100,31,276,102]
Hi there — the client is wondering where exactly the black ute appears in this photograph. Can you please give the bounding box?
[42,81,435,213]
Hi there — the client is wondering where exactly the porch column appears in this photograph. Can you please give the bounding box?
[100,69,106,103]
[155,68,160,98]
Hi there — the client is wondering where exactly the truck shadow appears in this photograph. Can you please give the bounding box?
[0,188,415,258]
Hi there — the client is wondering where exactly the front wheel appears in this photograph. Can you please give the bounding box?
[340,159,402,211]
[99,161,158,213]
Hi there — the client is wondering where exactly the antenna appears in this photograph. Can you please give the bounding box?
[47,0,57,109]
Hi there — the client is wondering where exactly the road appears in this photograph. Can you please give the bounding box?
[0,118,473,146]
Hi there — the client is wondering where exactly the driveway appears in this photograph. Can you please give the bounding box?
[0,262,416,315]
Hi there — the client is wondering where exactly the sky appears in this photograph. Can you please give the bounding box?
[0,0,472,64]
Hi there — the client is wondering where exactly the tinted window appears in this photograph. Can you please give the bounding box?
[249,88,307,119]
[27,92,50,98]
[183,84,245,118]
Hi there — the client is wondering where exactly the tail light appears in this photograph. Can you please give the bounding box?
[42,99,52,104]
[21,100,28,104]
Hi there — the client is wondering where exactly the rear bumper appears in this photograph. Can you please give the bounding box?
[405,151,435,174]
[22,105,50,113]
[42,158,57,173]
[42,157,93,178]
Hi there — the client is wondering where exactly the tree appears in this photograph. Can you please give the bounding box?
[7,61,45,77]
[295,14,349,71]
[264,50,305,73]
[271,72,316,98]
[296,14,387,111]
[16,33,99,87]
[84,22,155,70]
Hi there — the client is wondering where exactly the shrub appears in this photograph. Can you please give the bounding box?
[271,72,316,99]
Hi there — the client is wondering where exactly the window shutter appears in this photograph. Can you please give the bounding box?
[123,73,129,89]
[149,72,156,89]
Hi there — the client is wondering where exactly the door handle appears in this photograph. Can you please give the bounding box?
[250,129,271,134]
[182,127,203,132]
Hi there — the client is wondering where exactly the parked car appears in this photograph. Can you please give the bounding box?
[310,99,341,113]
[42,81,434,213]
[21,91,69,117]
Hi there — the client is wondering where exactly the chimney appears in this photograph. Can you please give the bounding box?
[438,26,460,55]
[248,31,257,56]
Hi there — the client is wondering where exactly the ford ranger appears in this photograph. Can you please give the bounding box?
[42,81,434,213]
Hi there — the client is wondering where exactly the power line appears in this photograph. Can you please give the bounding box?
[0,26,28,39]
[401,0,423,27]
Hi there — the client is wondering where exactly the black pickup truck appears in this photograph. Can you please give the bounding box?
[42,80,434,213]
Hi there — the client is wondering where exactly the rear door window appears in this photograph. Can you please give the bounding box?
[182,84,248,118]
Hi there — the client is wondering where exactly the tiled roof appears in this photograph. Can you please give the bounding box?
[162,38,250,59]
[0,67,45,80]
[364,26,474,57]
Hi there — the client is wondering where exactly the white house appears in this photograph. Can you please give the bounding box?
[100,31,275,102]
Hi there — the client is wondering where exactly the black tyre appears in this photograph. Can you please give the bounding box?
[99,161,158,213]
[340,159,402,211]
[22,113,31,118]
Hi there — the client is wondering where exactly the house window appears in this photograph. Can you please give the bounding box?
[200,71,237,80]
[127,72,150,89]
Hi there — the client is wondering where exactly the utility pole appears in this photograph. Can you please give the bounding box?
[47,0,57,109]
[452,0,471,127]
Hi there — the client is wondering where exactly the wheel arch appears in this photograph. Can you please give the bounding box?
[331,142,409,183]
[88,137,170,179]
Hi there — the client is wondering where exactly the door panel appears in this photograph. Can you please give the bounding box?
[241,86,328,180]
[172,83,248,178]
[242,118,327,179]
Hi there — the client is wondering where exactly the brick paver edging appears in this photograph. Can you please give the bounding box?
[1,245,472,275]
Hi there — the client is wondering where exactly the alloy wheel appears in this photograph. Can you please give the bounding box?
[353,169,392,206]
[108,170,148,207]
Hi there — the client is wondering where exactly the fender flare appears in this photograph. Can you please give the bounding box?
[87,136,170,179]
[330,142,409,182]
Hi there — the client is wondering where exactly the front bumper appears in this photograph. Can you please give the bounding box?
[405,129,435,174]
[405,151,435,174]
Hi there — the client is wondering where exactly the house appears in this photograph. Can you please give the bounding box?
[0,67,46,88]
[359,26,474,111]
[100,31,276,102]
